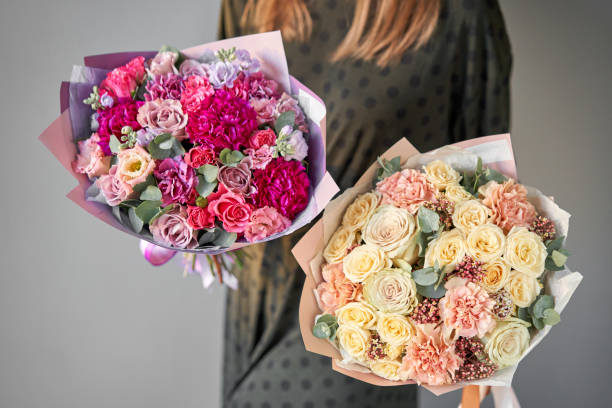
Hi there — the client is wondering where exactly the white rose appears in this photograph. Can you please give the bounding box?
[337,324,371,361]
[362,205,418,261]
[445,182,473,204]
[342,192,380,232]
[481,258,511,292]
[504,269,541,308]
[343,244,391,283]
[484,317,531,368]
[466,223,506,262]
[504,227,547,277]
[424,229,467,272]
[423,160,462,191]
[363,268,418,315]
[336,302,378,329]
[370,359,402,381]
[323,226,355,264]
[452,199,492,233]
[376,313,416,346]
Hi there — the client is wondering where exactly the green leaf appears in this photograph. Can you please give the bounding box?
[198,164,219,183]
[416,283,446,299]
[198,228,220,246]
[158,138,173,149]
[149,204,176,224]
[196,175,217,198]
[118,199,142,208]
[542,308,561,326]
[530,295,554,319]
[134,200,162,223]
[316,314,337,326]
[109,135,122,154]
[313,322,331,339]
[546,236,565,253]
[416,231,429,257]
[417,206,440,234]
[212,228,237,247]
[195,196,208,208]
[128,207,144,233]
[274,110,296,134]
[532,317,545,330]
[412,267,438,286]
[133,174,156,194]
[476,157,483,174]
[148,133,174,159]
[139,185,162,201]
[517,307,531,323]
[219,149,244,166]
[484,168,507,183]
[551,249,568,268]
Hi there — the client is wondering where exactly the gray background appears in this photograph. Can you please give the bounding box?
[0,0,609,407]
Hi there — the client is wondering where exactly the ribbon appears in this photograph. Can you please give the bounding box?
[460,386,520,408]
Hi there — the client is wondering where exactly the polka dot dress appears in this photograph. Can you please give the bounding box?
[218,1,511,406]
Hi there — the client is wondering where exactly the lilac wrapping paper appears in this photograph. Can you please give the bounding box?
[42,31,339,255]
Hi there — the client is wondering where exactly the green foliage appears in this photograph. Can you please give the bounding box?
[274,110,296,134]
[518,294,561,329]
[139,185,162,201]
[132,174,156,195]
[545,236,569,271]
[460,157,508,195]
[134,200,162,224]
[148,133,184,160]
[374,156,401,186]
[198,164,219,183]
[219,149,245,166]
[412,267,438,286]
[196,175,217,198]
[414,263,447,298]
[313,314,338,340]
[417,206,440,234]
[128,207,144,233]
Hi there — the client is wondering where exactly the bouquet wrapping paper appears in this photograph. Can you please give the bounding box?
[292,134,582,398]
[40,32,339,257]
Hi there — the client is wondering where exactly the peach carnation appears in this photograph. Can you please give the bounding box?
[376,169,437,214]
[481,180,536,234]
[316,263,362,314]
[399,324,462,385]
[439,277,496,338]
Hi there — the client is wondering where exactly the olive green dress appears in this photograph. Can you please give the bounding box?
[217,1,512,407]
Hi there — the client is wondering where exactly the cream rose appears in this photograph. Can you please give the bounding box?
[370,359,402,381]
[336,302,378,329]
[452,199,492,233]
[505,270,541,308]
[423,160,462,191]
[481,258,511,292]
[362,205,418,260]
[363,268,418,315]
[484,317,531,368]
[424,229,467,272]
[343,244,391,283]
[337,324,370,361]
[323,226,355,264]
[386,343,404,360]
[342,192,380,231]
[504,227,547,277]
[444,182,473,204]
[376,313,416,346]
[116,145,156,187]
[466,223,506,262]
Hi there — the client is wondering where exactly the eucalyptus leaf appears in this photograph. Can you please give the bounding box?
[133,174,156,194]
[532,317,545,330]
[274,110,296,134]
[149,204,175,224]
[417,206,440,234]
[196,175,217,198]
[416,283,446,299]
[112,206,122,222]
[158,138,174,149]
[198,164,219,183]
[517,307,531,323]
[416,231,428,257]
[212,228,237,247]
[109,135,122,154]
[148,133,174,159]
[551,249,568,268]
[484,168,507,183]
[546,236,565,253]
[140,185,162,201]
[198,228,221,246]
[542,308,561,326]
[134,200,162,223]
[313,322,331,339]
[531,295,554,319]
[128,207,144,233]
[412,267,438,286]
[85,182,107,204]
[118,199,142,208]
[316,314,337,326]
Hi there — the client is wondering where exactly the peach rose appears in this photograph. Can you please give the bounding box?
[481,180,537,233]
[115,145,156,187]
[376,169,437,214]
[74,134,111,178]
[316,263,362,314]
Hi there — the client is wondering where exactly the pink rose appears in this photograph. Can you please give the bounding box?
[315,262,362,314]
[249,128,276,149]
[249,97,277,125]
[207,184,253,233]
[180,75,214,113]
[149,206,198,249]
[399,324,462,385]
[218,157,254,195]
[96,165,136,206]
[186,205,215,230]
[439,277,496,339]
[376,169,437,214]
[245,145,274,170]
[244,206,291,242]
[137,98,188,139]
[184,146,217,168]
[74,133,111,178]
[481,180,536,233]
[148,51,177,76]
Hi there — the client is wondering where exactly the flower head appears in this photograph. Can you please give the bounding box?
[207,184,253,233]
[137,98,188,139]
[100,56,145,99]
[376,169,437,214]
[180,75,215,113]
[244,205,291,242]
[154,157,199,206]
[74,133,111,178]
[96,100,143,155]
[316,263,362,314]
[145,73,185,101]
[481,180,536,233]
[149,205,198,249]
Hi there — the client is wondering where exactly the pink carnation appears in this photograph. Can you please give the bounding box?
[439,277,496,338]
[481,180,537,233]
[244,71,280,99]
[149,206,198,249]
[184,145,217,168]
[145,73,185,101]
[180,75,214,113]
[315,263,362,314]
[376,169,437,214]
[96,165,135,206]
[186,90,258,152]
[96,100,143,155]
[245,145,274,170]
[154,158,199,206]
[399,324,463,385]
[223,73,249,101]
[244,206,291,242]
[74,133,111,178]
[249,97,277,126]
[100,56,145,99]
[207,184,253,234]
[249,158,310,220]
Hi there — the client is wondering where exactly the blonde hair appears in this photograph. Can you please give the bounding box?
[241,0,440,67]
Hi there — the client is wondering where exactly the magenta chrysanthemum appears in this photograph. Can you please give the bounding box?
[185,90,257,152]
[250,158,310,219]
[96,100,143,155]
[145,73,185,101]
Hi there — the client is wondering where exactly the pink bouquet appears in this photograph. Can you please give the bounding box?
[40,32,338,287]
[293,135,581,404]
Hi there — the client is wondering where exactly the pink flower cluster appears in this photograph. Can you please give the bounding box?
[74,47,312,249]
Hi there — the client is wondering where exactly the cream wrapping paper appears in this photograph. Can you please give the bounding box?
[292,134,582,397]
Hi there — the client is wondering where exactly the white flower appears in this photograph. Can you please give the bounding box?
[423,160,462,191]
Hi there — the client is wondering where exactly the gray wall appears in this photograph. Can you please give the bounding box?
[0,0,609,407]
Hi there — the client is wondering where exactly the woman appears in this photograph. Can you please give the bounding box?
[218,1,511,407]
